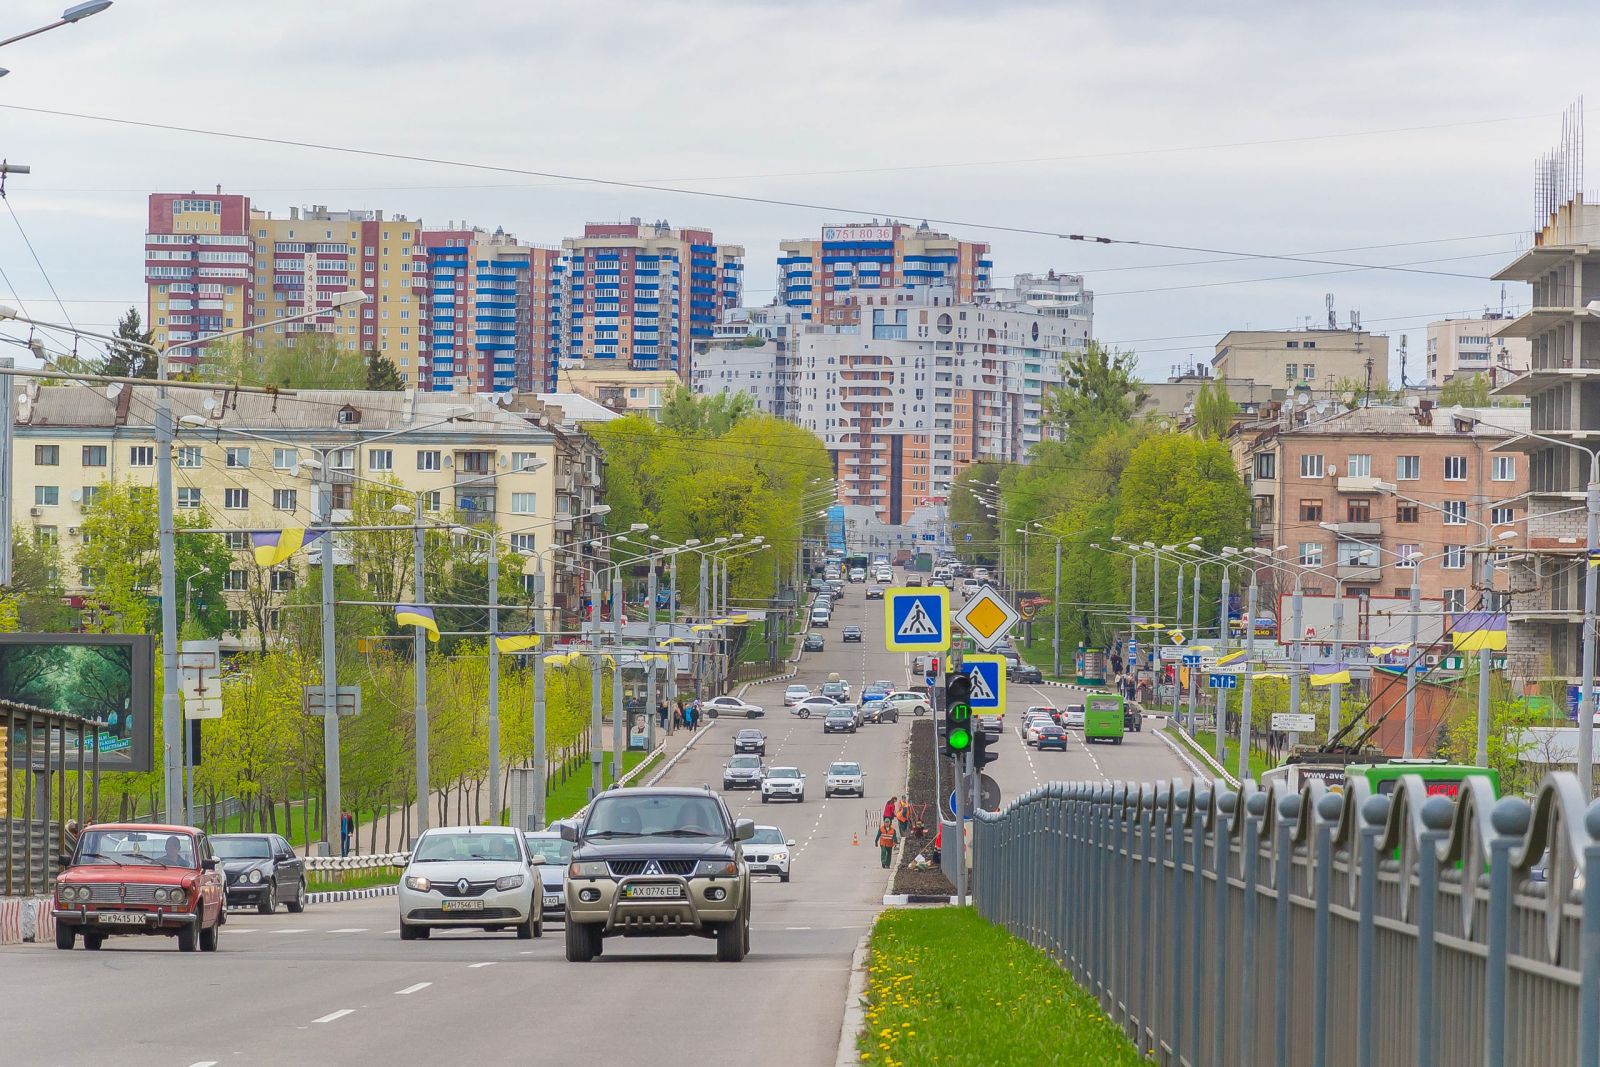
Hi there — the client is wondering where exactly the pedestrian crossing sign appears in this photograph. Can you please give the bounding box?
[962,654,1006,710]
[884,587,950,651]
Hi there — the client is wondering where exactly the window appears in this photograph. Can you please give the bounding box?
[1298,542,1324,566]
[1396,455,1420,481]
[225,532,251,551]
[510,493,538,515]
[1492,456,1516,481]
[227,609,249,633]
[511,451,540,472]
[1345,454,1372,478]
[330,449,354,470]
[35,526,57,545]
[1337,541,1372,565]
[225,447,251,469]
[177,487,202,509]
[273,489,297,512]
[81,445,107,467]
[224,488,249,510]
[369,448,393,472]
[1396,502,1419,524]
[129,446,154,467]
[1443,455,1468,481]
[1299,454,1324,478]
[1491,505,1515,526]
[81,486,102,508]
[34,445,58,466]
[1443,544,1467,569]
[270,569,296,592]
[223,569,248,592]
[422,490,441,512]
[80,565,103,586]
[33,485,58,506]
[1254,453,1276,480]
[510,533,536,555]
[1396,544,1420,568]
[1298,499,1324,522]
[176,446,202,468]
[273,447,298,471]
[1443,589,1466,613]
[1302,364,1315,380]
[1286,363,1299,381]
[1443,500,1467,525]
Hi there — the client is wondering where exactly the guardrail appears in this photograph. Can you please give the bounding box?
[304,852,408,873]
[972,772,1600,1067]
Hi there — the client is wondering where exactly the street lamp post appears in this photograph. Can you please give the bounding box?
[0,2,114,51]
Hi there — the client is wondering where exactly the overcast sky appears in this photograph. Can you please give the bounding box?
[0,0,1590,382]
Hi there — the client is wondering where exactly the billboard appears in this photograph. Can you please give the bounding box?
[1,634,155,772]
[1274,594,1445,650]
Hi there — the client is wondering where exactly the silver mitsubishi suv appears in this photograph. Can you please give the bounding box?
[561,786,754,962]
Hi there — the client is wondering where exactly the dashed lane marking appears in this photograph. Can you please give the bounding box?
[468,961,497,969]
[328,928,367,934]
[313,1010,354,1024]
[395,982,432,996]
[272,928,310,934]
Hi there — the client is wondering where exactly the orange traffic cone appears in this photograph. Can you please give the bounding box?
[851,831,859,847]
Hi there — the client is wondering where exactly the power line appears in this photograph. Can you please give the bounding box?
[1,194,76,333]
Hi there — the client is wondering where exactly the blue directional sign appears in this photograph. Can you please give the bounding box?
[1207,673,1239,691]
[884,587,950,652]
[1182,654,1203,667]
[962,654,1006,710]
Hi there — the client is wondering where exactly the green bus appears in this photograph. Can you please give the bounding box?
[1343,759,1500,800]
[1084,693,1125,745]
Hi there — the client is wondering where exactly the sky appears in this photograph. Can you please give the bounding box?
[0,0,1591,383]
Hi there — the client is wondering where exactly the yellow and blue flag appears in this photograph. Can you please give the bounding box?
[493,633,541,654]
[394,604,440,643]
[1450,612,1507,653]
[251,527,325,568]
[1310,667,1351,686]
[1215,649,1246,667]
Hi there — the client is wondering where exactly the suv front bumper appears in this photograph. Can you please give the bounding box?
[566,875,742,935]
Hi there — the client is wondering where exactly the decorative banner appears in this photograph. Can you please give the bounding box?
[1369,643,1412,656]
[493,633,541,654]
[1309,667,1351,686]
[1215,649,1246,667]
[691,624,715,633]
[1251,671,1289,681]
[1450,612,1508,653]
[394,604,440,643]
[251,527,327,568]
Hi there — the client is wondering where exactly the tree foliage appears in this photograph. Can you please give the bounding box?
[1044,341,1147,437]
[195,334,367,390]
[660,387,755,437]
[1191,380,1237,440]
[365,348,407,391]
[1439,373,1492,408]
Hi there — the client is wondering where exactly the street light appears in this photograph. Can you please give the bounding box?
[0,2,113,50]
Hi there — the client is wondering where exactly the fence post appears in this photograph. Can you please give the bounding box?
[1273,790,1301,1067]
[1484,795,1529,1067]
[1581,799,1600,1067]
[1311,790,1343,1067]
[1171,786,1190,1067]
[1138,784,1155,1054]
[1356,793,1391,1067]
[1190,785,1211,1060]
[1212,787,1237,1067]
[1239,790,1267,1067]
[1118,781,1135,1032]
[1414,793,1454,1067]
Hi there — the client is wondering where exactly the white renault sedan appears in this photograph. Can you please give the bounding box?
[396,826,543,940]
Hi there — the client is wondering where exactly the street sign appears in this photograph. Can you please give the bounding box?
[1271,712,1316,732]
[180,639,223,720]
[303,685,362,718]
[1160,646,1183,662]
[962,654,1006,711]
[953,587,1021,651]
[1181,654,1202,667]
[1207,673,1239,691]
[885,587,950,652]
[947,775,1002,819]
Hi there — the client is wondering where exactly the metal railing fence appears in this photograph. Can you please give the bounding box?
[972,772,1600,1067]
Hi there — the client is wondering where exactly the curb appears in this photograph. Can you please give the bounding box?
[305,884,397,905]
[1161,724,1239,789]
[834,934,871,1067]
[644,719,719,787]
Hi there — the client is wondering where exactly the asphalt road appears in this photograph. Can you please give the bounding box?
[0,578,918,1067]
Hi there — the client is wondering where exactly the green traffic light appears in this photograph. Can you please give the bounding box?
[948,727,972,751]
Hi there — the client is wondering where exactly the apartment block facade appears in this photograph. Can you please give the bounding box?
[777,221,991,325]
[143,192,255,364]
[1426,315,1530,387]
[1214,328,1391,394]
[421,226,561,394]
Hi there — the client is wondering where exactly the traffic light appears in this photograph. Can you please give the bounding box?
[929,656,940,676]
[973,723,998,767]
[944,672,972,758]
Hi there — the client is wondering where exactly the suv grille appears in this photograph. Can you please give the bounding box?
[607,859,696,878]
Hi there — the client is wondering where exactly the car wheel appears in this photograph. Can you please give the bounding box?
[83,931,104,951]
[799,710,809,719]
[797,793,805,803]
[177,917,199,953]
[55,923,76,950]
[824,789,832,798]
[258,883,277,915]
[287,879,307,913]
[399,923,420,941]
[516,913,536,939]
[706,707,719,719]
[565,919,599,962]
[716,911,748,962]
[200,915,220,952]
[780,871,790,883]
[761,793,769,804]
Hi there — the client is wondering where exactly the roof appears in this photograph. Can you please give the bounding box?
[1278,404,1528,437]
[535,392,620,424]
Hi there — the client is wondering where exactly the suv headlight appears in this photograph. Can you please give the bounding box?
[570,862,609,878]
[404,875,432,892]
[772,852,788,863]
[494,874,524,892]
[695,859,737,877]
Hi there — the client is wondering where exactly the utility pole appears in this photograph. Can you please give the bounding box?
[412,491,430,839]
[1052,537,1062,679]
[1215,567,1231,765]
[1476,548,1494,767]
[0,355,13,587]
[487,530,501,823]
[531,571,547,830]
[589,566,603,799]
[319,464,340,853]
[1238,576,1259,782]
[646,553,658,753]
[1403,567,1421,758]
[612,569,624,785]
[156,352,183,822]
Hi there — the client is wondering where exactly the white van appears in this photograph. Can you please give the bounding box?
[810,605,831,628]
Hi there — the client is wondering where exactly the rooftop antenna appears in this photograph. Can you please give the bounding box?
[1350,308,1361,331]
[1398,334,1410,389]
[1326,293,1337,330]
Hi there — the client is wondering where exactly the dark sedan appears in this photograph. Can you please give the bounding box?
[842,625,863,643]
[734,728,768,755]
[212,833,307,914]
[1014,663,1043,684]
[803,633,825,652]
[1036,725,1069,751]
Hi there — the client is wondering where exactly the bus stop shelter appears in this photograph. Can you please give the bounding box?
[3,697,102,897]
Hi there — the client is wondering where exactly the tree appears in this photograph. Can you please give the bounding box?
[196,335,366,390]
[1191,380,1237,440]
[1439,373,1492,408]
[1,527,74,631]
[102,308,158,379]
[365,348,406,391]
[660,387,754,437]
[1044,341,1148,437]
[949,463,1002,563]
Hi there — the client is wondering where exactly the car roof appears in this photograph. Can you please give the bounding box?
[88,823,197,835]
[737,727,764,734]
[766,766,800,773]
[421,825,520,834]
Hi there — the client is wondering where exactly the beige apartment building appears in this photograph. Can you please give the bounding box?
[1240,402,1528,611]
[555,367,681,420]
[10,383,575,647]
[1426,315,1530,386]
[1214,328,1390,394]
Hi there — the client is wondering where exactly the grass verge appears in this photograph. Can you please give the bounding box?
[860,907,1147,1066]
[544,749,656,823]
[307,868,396,894]
[1171,726,1273,782]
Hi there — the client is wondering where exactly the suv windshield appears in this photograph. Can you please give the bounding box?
[748,828,785,845]
[413,831,523,863]
[830,763,861,775]
[211,836,273,860]
[523,836,574,864]
[767,768,800,779]
[586,794,727,838]
[74,829,197,868]
[729,756,762,769]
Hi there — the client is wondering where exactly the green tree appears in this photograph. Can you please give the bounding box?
[1191,380,1237,440]
[365,348,406,391]
[1439,373,1492,408]
[102,308,158,379]
[1,527,74,631]
[196,334,367,390]
[1044,341,1148,437]
[660,387,754,437]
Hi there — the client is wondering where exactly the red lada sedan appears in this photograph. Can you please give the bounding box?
[53,824,225,952]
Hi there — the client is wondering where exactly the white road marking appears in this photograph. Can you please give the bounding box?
[468,961,497,968]
[313,1009,354,1024]
[226,927,257,933]
[328,927,367,934]
[272,928,310,934]
[384,929,401,934]
[394,982,432,995]
[187,1061,219,1066]
[786,926,812,930]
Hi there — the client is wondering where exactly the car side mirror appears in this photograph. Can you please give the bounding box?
[391,857,408,870]
[201,858,218,871]
[733,819,756,842]
[559,822,579,843]
[528,855,546,866]
[787,839,797,847]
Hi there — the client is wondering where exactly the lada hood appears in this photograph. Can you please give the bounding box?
[60,864,195,886]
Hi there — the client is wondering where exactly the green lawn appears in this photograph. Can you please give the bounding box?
[859,907,1146,1066]
[738,629,798,666]
[544,749,658,823]
[308,867,396,894]
[1013,632,1071,683]
[1176,727,1274,782]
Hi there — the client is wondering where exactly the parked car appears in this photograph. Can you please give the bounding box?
[826,579,846,596]
[792,695,840,718]
[823,708,858,734]
[783,684,811,707]
[733,728,768,755]
[803,633,825,653]
[212,832,307,914]
[842,625,863,643]
[961,578,982,597]
[824,761,865,798]
[701,695,765,719]
[1036,724,1069,751]
[723,754,765,790]
[808,577,827,593]
[810,606,831,628]
[861,699,899,724]
[760,767,805,804]
[743,825,795,882]
[52,824,225,952]
[395,826,543,941]
[523,828,575,924]
[866,585,885,600]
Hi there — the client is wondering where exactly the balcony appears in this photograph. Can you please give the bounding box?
[1323,520,1382,538]
[1336,564,1382,582]
[1336,476,1389,494]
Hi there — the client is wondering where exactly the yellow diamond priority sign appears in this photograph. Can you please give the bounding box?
[954,587,1021,651]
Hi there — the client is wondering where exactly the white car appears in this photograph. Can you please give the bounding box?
[783,684,811,707]
[1062,705,1086,729]
[743,825,795,882]
[873,569,893,584]
[824,761,864,798]
[1024,719,1051,745]
[396,826,543,940]
[883,691,932,717]
[792,695,841,719]
[700,695,765,719]
[761,766,806,803]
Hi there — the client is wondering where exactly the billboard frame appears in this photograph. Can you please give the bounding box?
[1,632,155,773]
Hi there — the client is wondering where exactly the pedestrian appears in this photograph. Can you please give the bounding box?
[877,818,897,869]
[672,704,684,732]
[657,699,669,731]
[685,701,697,732]
[882,795,897,826]
[340,810,353,857]
[61,819,80,865]
[894,796,909,842]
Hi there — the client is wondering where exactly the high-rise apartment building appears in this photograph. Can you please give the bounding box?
[144,192,255,366]
[777,221,992,325]
[1426,314,1530,387]
[421,226,562,393]
[558,219,743,378]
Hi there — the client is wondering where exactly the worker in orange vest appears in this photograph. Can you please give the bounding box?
[877,819,897,868]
